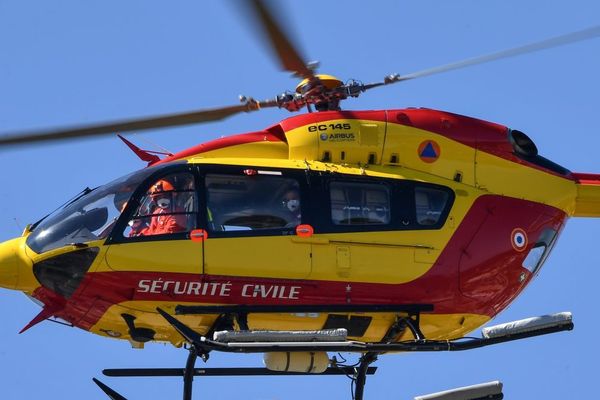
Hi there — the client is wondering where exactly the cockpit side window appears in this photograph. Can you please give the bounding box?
[123,172,198,238]
[205,173,301,233]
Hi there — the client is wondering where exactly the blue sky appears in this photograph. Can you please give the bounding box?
[1,1,599,399]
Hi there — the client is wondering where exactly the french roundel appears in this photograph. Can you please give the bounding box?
[511,228,528,252]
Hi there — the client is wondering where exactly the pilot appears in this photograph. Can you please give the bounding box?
[130,179,187,236]
[282,188,301,227]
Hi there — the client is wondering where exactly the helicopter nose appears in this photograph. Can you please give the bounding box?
[0,237,34,291]
[0,238,20,289]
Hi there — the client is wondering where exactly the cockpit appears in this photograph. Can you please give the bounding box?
[26,165,162,254]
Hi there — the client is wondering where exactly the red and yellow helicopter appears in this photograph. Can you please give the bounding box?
[1,1,599,399]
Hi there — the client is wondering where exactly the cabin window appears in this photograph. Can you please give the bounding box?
[330,181,390,226]
[205,173,301,232]
[415,187,449,226]
[124,172,198,237]
[522,228,558,274]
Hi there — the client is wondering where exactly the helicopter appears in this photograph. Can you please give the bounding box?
[1,0,600,400]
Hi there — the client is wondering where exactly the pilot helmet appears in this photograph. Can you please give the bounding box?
[149,179,175,209]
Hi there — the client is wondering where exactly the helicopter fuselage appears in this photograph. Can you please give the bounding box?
[1,108,596,346]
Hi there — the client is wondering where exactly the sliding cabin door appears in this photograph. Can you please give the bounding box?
[201,167,312,293]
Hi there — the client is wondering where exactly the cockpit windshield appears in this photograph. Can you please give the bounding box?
[26,165,163,254]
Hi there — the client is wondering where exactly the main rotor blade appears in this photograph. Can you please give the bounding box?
[398,25,600,82]
[245,0,316,80]
[0,102,261,147]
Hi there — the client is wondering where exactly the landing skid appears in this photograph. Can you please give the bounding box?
[94,308,573,400]
[94,350,378,400]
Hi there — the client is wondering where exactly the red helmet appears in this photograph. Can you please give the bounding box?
[149,179,175,194]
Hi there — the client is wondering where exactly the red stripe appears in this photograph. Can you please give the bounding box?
[31,195,567,332]
[572,172,600,185]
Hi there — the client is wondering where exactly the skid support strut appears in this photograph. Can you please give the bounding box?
[353,314,410,400]
[183,346,198,400]
[354,353,377,400]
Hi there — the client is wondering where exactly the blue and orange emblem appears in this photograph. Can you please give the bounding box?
[511,228,528,252]
[418,140,441,163]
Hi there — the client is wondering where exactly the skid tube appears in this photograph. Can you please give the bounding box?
[158,305,573,354]
[94,308,573,400]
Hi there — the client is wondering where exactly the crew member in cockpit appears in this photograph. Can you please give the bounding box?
[130,179,187,236]
[282,188,301,227]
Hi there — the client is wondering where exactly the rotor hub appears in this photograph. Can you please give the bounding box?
[295,74,343,94]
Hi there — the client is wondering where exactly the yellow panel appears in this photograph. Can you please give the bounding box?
[574,182,600,217]
[475,151,577,214]
[198,141,289,160]
[382,122,476,186]
[284,119,386,165]
[414,247,441,264]
[25,238,105,264]
[286,125,320,161]
[336,246,351,276]
[359,123,381,146]
[204,236,311,279]
[105,240,203,273]
[318,120,385,164]
[310,232,442,284]
[397,313,491,342]
[0,237,38,293]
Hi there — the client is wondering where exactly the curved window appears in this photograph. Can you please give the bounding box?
[330,181,390,225]
[415,187,449,226]
[123,172,198,237]
[206,173,301,232]
[26,166,160,254]
[522,228,559,274]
